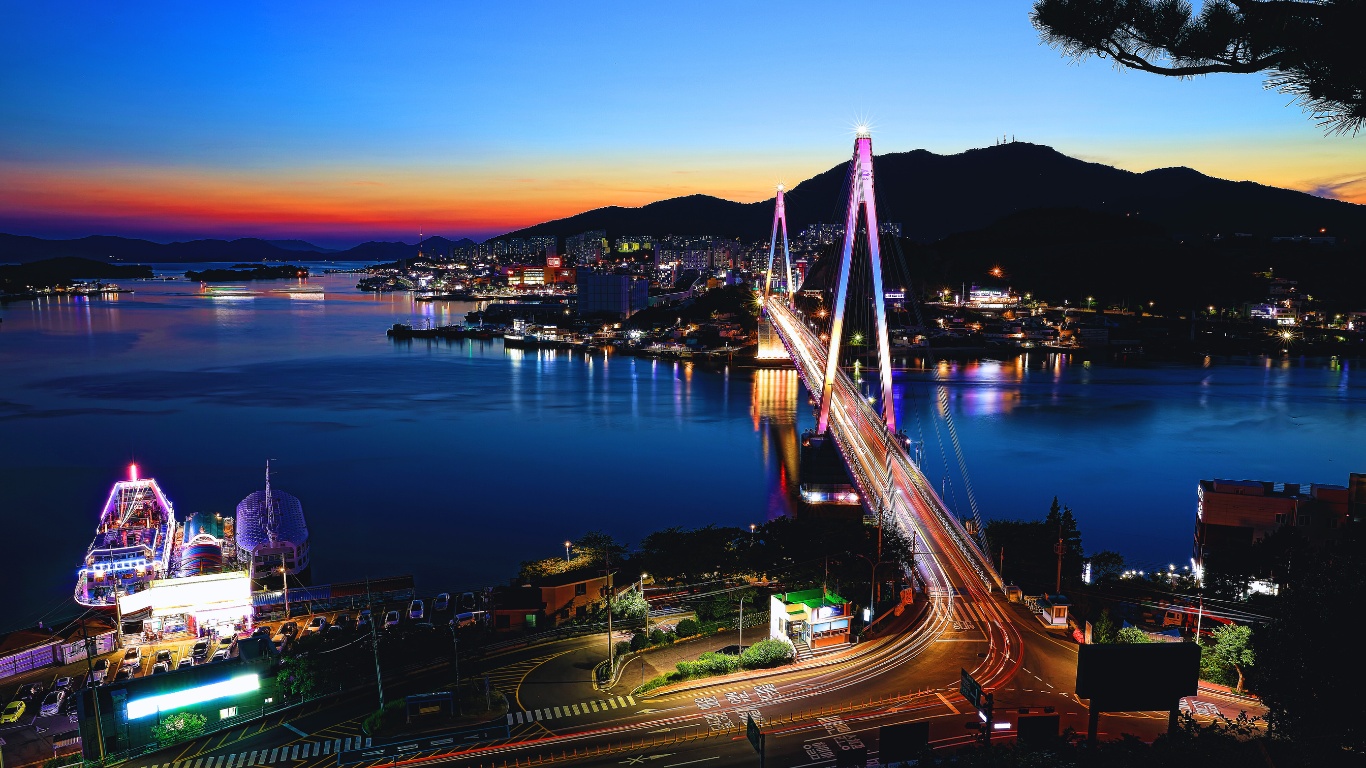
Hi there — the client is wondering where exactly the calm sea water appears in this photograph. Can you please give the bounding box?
[1,264,1361,627]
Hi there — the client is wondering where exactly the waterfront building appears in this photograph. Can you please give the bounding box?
[769,589,853,653]
[490,569,615,631]
[576,269,648,318]
[117,571,253,638]
[235,465,311,587]
[1193,473,1365,580]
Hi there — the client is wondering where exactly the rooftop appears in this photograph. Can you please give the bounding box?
[776,588,848,611]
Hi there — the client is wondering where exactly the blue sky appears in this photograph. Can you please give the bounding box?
[1,1,1360,244]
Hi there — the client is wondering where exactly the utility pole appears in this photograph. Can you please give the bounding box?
[366,578,384,711]
[1054,520,1064,595]
[605,549,614,674]
[281,553,290,619]
[451,632,461,715]
[737,595,745,654]
[79,615,106,763]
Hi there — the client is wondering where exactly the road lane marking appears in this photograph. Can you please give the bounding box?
[283,723,308,738]
[554,706,562,717]
[661,759,719,767]
[936,692,961,715]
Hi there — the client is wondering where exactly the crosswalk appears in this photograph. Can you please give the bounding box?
[507,695,636,725]
[131,737,373,768]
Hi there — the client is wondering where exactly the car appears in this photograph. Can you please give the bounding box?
[121,646,142,668]
[154,649,173,666]
[210,649,230,663]
[113,669,132,683]
[40,690,66,717]
[177,657,194,670]
[384,610,400,630]
[17,683,43,701]
[151,662,170,675]
[53,676,73,689]
[336,614,356,631]
[357,610,373,633]
[433,593,451,612]
[271,633,289,655]
[191,640,210,661]
[408,599,424,620]
[453,611,482,629]
[459,591,478,611]
[280,621,299,638]
[1,701,25,724]
[305,616,328,635]
[90,658,110,683]
[60,694,78,716]
[252,625,272,640]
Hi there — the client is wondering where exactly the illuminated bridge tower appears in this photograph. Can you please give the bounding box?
[757,184,796,362]
[816,127,895,435]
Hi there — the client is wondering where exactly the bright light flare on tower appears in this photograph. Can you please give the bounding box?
[855,124,871,138]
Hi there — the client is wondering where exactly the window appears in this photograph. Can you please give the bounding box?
[219,706,238,719]
[576,605,587,618]
[575,583,587,596]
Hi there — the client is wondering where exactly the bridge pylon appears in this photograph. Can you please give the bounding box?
[816,127,896,435]
[761,184,796,308]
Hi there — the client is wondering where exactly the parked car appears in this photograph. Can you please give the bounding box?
[433,593,451,612]
[271,633,289,655]
[121,646,142,668]
[384,610,400,630]
[252,625,272,640]
[210,649,230,663]
[154,649,174,666]
[40,690,66,717]
[90,658,110,683]
[280,621,299,638]
[177,657,194,670]
[1,701,25,724]
[357,610,373,633]
[408,599,424,621]
[217,637,235,653]
[17,683,43,701]
[191,640,210,661]
[113,669,132,683]
[151,662,170,675]
[459,591,478,611]
[53,676,73,690]
[305,616,328,635]
[337,614,356,632]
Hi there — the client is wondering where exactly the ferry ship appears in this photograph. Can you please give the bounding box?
[73,464,176,608]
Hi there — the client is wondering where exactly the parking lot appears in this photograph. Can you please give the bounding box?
[0,591,485,767]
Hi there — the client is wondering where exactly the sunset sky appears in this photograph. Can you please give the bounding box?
[2,1,1362,248]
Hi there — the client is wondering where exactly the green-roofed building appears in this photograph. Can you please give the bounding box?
[769,588,853,652]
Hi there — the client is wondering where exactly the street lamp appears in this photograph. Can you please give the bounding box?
[639,573,650,634]
[564,541,572,563]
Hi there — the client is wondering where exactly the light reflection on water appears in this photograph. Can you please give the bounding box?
[0,265,1361,623]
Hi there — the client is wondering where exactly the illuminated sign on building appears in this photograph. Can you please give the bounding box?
[126,674,260,720]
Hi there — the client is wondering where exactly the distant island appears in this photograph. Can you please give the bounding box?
[1,256,152,296]
[185,264,309,282]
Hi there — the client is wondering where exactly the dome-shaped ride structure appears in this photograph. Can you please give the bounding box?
[177,512,226,577]
[235,463,311,587]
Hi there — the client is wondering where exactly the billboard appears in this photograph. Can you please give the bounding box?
[1075,642,1200,711]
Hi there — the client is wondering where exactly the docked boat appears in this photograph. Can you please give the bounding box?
[74,464,176,608]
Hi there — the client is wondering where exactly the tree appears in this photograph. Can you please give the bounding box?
[1209,624,1254,692]
[1089,550,1125,582]
[1092,607,1119,644]
[613,589,648,623]
[1031,0,1365,134]
[277,655,318,700]
[574,531,627,569]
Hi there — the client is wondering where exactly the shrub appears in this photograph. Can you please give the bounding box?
[614,640,631,659]
[696,652,740,676]
[150,711,207,747]
[675,618,698,638]
[1115,626,1153,644]
[740,639,794,670]
[664,631,676,645]
[362,700,404,736]
[630,630,649,652]
[649,628,666,646]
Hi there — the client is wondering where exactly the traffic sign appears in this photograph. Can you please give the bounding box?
[960,668,982,711]
[746,713,765,767]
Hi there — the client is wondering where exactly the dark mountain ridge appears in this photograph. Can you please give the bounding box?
[500,142,1365,243]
